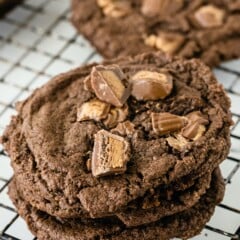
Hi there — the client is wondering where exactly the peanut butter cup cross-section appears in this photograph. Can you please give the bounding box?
[2,52,232,220]
[72,0,240,67]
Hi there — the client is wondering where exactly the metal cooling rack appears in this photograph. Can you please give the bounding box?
[0,0,239,239]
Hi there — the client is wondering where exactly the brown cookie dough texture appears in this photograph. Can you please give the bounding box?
[1,52,232,239]
[71,0,240,67]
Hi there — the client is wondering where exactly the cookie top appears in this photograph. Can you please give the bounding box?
[2,52,232,218]
[8,169,225,240]
[71,0,240,67]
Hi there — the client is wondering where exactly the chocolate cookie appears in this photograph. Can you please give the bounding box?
[1,52,232,219]
[8,169,225,240]
[0,0,23,16]
[71,0,240,67]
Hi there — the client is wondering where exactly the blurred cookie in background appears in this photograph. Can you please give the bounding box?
[71,0,240,67]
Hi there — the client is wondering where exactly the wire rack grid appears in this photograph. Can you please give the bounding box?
[0,0,239,239]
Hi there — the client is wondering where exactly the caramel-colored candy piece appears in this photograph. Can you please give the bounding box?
[183,123,206,140]
[111,121,135,136]
[151,112,187,135]
[86,159,92,172]
[182,111,209,140]
[131,70,173,101]
[145,33,185,54]
[194,5,225,28]
[155,33,185,54]
[97,0,110,8]
[77,99,110,122]
[83,75,93,92]
[144,35,157,48]
[104,105,128,128]
[91,65,130,107]
[92,130,130,177]
[97,0,131,18]
[103,1,131,18]
[167,134,189,151]
[141,0,184,17]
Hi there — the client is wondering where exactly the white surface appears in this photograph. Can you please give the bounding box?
[0,83,20,105]
[5,217,35,240]
[36,36,67,56]
[27,13,58,32]
[45,59,73,76]
[0,0,240,240]
[0,156,13,181]
[21,51,52,72]
[221,59,240,73]
[61,43,94,64]
[213,69,237,89]
[228,93,240,115]
[229,137,240,159]
[232,121,240,136]
[0,21,18,39]
[13,29,40,47]
[0,43,27,63]
[0,108,16,128]
[5,66,36,88]
[0,61,12,78]
[209,206,240,234]
[52,20,76,39]
[191,229,232,240]
[0,187,15,209]
[0,181,5,190]
[6,7,32,24]
[0,207,16,232]
[220,160,237,180]
[223,169,240,210]
[28,74,49,90]
[232,79,240,94]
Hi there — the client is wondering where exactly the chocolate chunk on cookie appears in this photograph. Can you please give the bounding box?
[71,0,240,67]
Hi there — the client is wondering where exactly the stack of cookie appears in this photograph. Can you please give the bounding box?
[2,52,232,239]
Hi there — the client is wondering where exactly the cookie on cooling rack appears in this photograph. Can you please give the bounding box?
[71,0,240,67]
[1,51,232,223]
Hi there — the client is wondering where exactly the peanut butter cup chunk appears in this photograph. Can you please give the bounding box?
[194,5,226,28]
[77,99,110,122]
[91,65,131,107]
[141,0,184,18]
[151,112,187,136]
[131,70,173,101]
[92,130,130,177]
